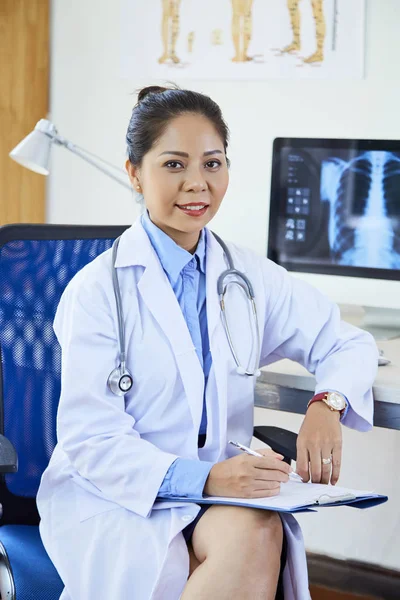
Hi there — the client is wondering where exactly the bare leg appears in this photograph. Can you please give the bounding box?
[158,0,170,63]
[181,505,283,599]
[304,0,326,63]
[282,0,301,53]
[231,0,242,62]
[158,0,181,64]
[242,0,254,61]
[170,0,181,63]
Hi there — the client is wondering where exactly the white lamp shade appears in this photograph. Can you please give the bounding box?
[8,119,131,191]
[9,119,56,175]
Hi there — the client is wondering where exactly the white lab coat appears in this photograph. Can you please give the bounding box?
[37,218,378,600]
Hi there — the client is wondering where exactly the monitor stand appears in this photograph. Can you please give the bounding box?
[340,305,400,341]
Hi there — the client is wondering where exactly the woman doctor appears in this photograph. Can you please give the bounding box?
[37,86,378,600]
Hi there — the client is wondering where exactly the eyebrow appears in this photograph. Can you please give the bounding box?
[158,149,223,158]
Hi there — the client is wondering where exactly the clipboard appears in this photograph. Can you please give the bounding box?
[156,481,388,514]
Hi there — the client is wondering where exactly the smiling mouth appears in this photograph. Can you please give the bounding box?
[176,204,209,217]
[176,203,209,212]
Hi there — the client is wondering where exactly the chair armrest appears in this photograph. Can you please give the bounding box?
[253,426,297,464]
[0,435,18,474]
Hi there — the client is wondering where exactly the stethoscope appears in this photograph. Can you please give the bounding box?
[107,233,261,396]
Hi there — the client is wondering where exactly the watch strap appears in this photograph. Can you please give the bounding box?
[307,392,346,415]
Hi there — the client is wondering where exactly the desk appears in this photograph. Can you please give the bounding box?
[255,338,400,430]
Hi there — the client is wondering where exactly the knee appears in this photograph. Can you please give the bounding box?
[223,510,283,579]
[249,510,283,555]
[192,506,283,567]
[227,509,283,560]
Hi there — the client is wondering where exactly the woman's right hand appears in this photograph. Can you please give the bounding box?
[203,449,292,498]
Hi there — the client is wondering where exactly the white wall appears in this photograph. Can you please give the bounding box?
[49,0,400,570]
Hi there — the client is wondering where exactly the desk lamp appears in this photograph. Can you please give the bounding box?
[9,119,131,190]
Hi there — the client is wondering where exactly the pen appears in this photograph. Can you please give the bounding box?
[228,440,303,483]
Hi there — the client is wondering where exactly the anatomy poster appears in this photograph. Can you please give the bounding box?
[121,1,366,80]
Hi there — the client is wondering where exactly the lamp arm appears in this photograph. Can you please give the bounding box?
[51,134,132,191]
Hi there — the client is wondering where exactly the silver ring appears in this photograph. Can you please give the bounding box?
[322,456,332,465]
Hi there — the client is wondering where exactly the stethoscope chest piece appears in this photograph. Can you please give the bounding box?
[108,365,133,396]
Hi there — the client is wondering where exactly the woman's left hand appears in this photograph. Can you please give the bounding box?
[296,401,342,485]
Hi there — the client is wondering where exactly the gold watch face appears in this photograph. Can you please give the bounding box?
[325,392,346,411]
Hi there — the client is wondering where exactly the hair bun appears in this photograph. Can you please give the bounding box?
[137,86,169,103]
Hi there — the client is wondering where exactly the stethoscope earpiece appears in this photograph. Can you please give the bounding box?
[236,367,262,378]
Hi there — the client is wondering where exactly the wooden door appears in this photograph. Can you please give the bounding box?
[0,0,49,224]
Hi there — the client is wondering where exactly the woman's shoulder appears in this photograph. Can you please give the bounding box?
[60,246,114,308]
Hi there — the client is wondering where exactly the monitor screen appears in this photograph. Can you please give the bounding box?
[268,138,400,281]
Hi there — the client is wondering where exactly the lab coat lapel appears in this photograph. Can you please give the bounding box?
[115,220,205,432]
[205,230,228,343]
[205,231,230,453]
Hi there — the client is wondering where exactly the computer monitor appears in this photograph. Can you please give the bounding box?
[268,138,400,338]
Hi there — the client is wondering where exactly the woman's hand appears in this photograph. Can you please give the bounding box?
[296,401,343,485]
[204,449,291,498]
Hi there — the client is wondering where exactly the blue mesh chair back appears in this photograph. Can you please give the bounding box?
[0,223,297,600]
[0,224,127,525]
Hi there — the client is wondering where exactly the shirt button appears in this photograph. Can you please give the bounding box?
[181,514,193,522]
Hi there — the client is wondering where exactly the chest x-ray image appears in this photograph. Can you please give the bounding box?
[269,141,400,274]
[321,151,400,269]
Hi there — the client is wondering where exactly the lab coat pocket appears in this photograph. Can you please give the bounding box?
[72,477,121,523]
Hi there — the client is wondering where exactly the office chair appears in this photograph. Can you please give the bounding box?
[0,224,297,600]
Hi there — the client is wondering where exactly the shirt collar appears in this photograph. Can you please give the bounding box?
[141,211,206,285]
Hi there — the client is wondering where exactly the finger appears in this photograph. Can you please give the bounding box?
[250,484,281,498]
[253,469,290,483]
[253,480,282,491]
[254,448,284,460]
[331,441,342,485]
[295,444,310,483]
[233,480,281,499]
[321,446,333,485]
[309,446,322,483]
[252,456,292,475]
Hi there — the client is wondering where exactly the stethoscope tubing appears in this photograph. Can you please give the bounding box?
[109,230,262,396]
[212,232,260,377]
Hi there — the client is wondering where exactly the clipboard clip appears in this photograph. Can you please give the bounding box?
[317,493,356,505]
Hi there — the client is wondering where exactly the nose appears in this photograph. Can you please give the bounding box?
[182,166,208,193]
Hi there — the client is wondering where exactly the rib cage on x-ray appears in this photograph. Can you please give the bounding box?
[321,151,400,269]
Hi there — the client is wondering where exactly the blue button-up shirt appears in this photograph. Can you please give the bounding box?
[141,212,214,498]
[141,213,350,499]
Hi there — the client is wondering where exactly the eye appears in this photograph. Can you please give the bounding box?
[164,160,184,169]
[205,160,222,169]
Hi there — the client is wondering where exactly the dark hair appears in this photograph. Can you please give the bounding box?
[126,85,230,166]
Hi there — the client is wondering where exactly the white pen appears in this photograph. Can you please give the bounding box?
[228,440,303,483]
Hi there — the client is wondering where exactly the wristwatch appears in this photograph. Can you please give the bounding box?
[307,391,347,415]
